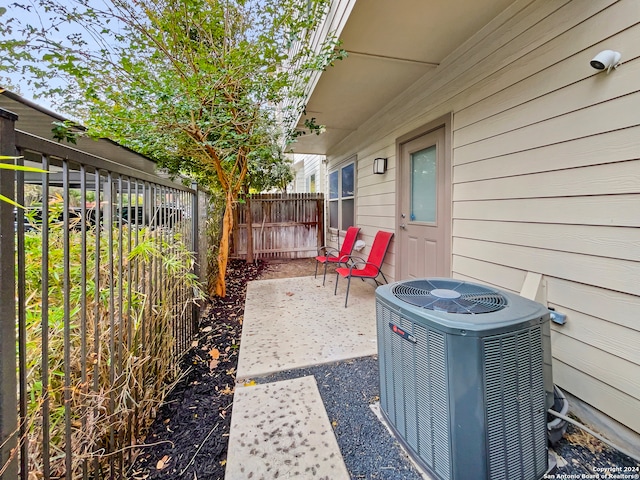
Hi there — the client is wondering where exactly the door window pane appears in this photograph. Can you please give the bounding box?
[411,146,436,223]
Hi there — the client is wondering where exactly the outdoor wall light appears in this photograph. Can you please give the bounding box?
[590,50,621,73]
[373,157,387,174]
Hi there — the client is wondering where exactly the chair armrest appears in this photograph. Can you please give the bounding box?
[340,255,368,269]
[354,260,380,272]
[343,256,381,274]
[317,245,340,257]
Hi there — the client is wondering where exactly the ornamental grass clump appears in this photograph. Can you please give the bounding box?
[20,199,202,478]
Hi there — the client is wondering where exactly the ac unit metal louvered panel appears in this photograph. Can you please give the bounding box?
[377,302,396,422]
[414,324,433,465]
[402,316,418,452]
[427,329,450,480]
[484,328,547,480]
[378,303,451,480]
[391,314,406,434]
[414,325,450,480]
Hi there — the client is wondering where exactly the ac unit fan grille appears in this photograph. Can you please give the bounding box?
[391,279,507,314]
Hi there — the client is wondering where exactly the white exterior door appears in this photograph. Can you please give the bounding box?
[398,127,451,280]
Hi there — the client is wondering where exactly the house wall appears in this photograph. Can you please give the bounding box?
[325,0,640,438]
[290,153,325,193]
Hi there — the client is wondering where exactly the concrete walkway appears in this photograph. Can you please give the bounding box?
[226,274,378,479]
[225,376,350,479]
[236,275,377,381]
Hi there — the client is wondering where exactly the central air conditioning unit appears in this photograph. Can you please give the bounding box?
[376,278,550,480]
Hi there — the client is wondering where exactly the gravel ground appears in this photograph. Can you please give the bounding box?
[257,356,639,480]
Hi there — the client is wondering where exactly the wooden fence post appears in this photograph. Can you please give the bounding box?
[0,108,18,479]
[316,197,324,248]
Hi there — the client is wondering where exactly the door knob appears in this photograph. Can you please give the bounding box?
[400,223,406,229]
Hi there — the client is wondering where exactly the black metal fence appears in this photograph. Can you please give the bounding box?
[0,104,209,479]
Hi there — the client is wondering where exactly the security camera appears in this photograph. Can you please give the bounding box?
[590,50,621,73]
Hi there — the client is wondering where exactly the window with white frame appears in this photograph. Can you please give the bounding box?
[306,174,316,193]
[328,161,355,231]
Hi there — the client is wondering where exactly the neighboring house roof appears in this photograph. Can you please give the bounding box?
[1,90,157,173]
[0,89,180,188]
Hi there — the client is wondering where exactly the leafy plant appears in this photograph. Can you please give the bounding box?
[50,120,79,144]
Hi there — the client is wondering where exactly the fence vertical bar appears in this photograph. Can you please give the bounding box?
[40,154,51,480]
[105,172,116,473]
[140,182,149,400]
[191,185,199,335]
[79,165,88,480]
[131,180,141,436]
[92,171,101,478]
[62,159,72,479]
[16,150,28,480]
[0,109,18,480]
[16,152,29,478]
[125,177,133,464]
[116,175,124,477]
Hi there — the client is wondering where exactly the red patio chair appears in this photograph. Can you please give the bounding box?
[315,226,360,285]
[334,230,394,307]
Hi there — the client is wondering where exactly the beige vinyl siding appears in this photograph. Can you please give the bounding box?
[452,0,640,435]
[357,153,397,277]
[325,0,640,435]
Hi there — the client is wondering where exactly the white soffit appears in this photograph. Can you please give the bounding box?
[292,0,516,154]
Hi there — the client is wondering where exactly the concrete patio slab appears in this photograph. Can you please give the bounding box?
[225,375,350,480]
[236,275,377,380]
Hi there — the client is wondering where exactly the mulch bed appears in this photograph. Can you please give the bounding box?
[131,259,266,480]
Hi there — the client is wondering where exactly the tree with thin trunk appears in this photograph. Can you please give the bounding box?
[0,0,343,296]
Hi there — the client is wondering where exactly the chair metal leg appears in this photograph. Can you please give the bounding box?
[323,262,329,286]
[334,272,339,295]
[344,275,352,308]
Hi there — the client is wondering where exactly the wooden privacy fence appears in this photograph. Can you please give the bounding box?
[232,193,324,259]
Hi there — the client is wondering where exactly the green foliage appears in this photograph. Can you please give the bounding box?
[248,151,295,193]
[51,120,79,144]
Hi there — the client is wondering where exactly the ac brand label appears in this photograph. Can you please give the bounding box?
[389,322,417,343]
